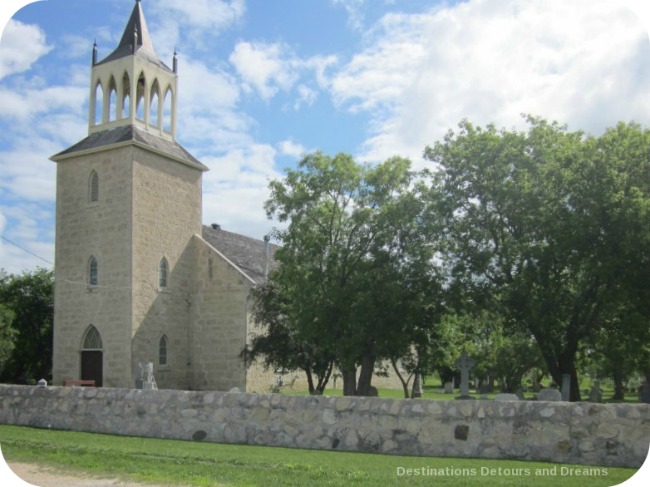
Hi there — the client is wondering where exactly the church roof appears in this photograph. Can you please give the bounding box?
[51,125,208,171]
[202,225,277,285]
[96,0,172,73]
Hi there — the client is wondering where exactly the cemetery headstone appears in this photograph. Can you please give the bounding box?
[515,389,525,400]
[561,374,571,401]
[454,351,476,399]
[588,381,602,403]
[537,387,562,402]
[444,381,454,394]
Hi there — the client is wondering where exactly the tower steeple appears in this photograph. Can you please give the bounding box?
[88,0,177,138]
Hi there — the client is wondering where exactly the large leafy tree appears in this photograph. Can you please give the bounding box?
[0,304,17,375]
[426,118,650,401]
[258,152,439,396]
[0,268,54,384]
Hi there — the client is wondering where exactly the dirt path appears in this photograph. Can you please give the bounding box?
[7,462,181,487]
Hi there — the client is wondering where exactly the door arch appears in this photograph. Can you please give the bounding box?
[81,325,103,387]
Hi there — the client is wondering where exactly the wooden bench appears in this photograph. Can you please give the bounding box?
[63,379,96,387]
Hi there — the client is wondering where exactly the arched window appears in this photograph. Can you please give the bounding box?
[83,325,103,350]
[163,87,173,133]
[89,170,99,203]
[208,258,213,279]
[122,72,131,119]
[159,257,168,288]
[93,81,103,126]
[89,256,98,286]
[108,76,117,122]
[150,79,160,128]
[159,335,168,366]
[136,72,146,121]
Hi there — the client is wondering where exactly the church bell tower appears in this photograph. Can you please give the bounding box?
[51,0,207,389]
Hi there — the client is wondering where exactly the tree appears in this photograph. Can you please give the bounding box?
[259,152,438,396]
[0,304,17,375]
[241,281,335,395]
[0,268,54,384]
[425,118,650,401]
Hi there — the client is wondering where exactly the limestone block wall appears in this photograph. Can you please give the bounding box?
[130,149,203,390]
[0,385,647,468]
[190,236,251,391]
[53,147,135,387]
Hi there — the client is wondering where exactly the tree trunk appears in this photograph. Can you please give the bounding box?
[314,361,334,395]
[342,367,357,396]
[612,365,625,400]
[305,367,315,395]
[356,354,375,396]
[390,358,411,399]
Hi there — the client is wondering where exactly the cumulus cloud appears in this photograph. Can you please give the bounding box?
[151,0,245,33]
[0,19,51,80]
[229,41,300,100]
[201,143,281,238]
[229,41,338,105]
[329,0,650,164]
[278,139,306,159]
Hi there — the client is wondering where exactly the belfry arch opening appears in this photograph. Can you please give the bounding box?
[122,71,131,119]
[136,72,146,121]
[150,79,160,128]
[93,81,103,126]
[163,87,173,133]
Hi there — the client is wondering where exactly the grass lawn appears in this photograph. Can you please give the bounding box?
[281,382,640,403]
[0,425,639,486]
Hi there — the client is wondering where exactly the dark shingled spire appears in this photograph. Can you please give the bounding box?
[96,0,172,72]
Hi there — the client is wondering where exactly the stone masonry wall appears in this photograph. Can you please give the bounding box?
[53,147,135,388]
[0,385,647,468]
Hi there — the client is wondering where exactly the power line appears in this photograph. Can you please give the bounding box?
[0,234,54,266]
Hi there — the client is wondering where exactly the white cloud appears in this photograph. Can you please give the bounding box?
[0,19,51,80]
[229,41,338,105]
[331,0,366,31]
[229,41,299,100]
[329,0,650,164]
[151,0,245,32]
[201,143,281,239]
[278,139,306,159]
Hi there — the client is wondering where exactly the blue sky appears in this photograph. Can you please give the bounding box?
[1,0,650,274]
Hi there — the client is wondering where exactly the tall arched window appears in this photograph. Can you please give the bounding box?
[150,79,160,128]
[163,87,173,133]
[108,76,117,122]
[159,257,168,288]
[159,335,168,366]
[122,71,131,119]
[88,256,98,286]
[89,170,99,203]
[93,81,103,126]
[136,72,146,121]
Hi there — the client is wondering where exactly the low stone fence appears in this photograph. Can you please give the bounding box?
[0,385,648,468]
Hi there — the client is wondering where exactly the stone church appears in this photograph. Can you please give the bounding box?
[51,1,403,394]
[51,0,275,392]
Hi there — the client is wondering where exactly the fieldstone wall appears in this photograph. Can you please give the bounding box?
[0,385,647,468]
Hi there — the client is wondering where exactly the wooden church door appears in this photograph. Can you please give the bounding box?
[81,326,103,387]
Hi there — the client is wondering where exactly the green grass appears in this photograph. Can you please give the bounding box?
[0,425,638,486]
[280,382,640,403]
